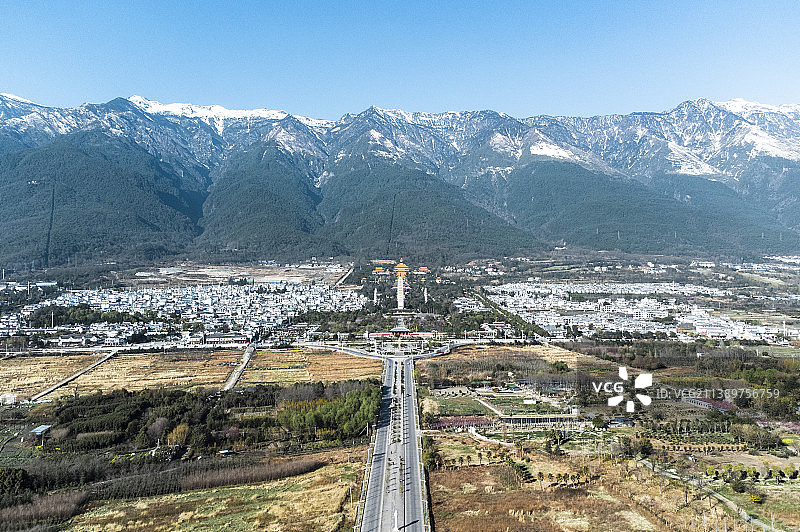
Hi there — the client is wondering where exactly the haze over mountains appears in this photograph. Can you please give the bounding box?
[2,92,800,267]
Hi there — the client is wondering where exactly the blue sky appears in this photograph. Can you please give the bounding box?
[1,1,799,119]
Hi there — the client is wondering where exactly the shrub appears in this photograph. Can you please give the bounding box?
[0,491,87,530]
[729,479,746,493]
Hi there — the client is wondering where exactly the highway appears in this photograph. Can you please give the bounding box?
[361,357,426,531]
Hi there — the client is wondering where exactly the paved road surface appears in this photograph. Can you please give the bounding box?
[31,350,118,400]
[221,343,254,391]
[361,357,426,531]
[298,342,384,360]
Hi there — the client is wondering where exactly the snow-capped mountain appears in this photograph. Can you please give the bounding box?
[535,98,800,183]
[2,91,800,265]
[4,92,800,186]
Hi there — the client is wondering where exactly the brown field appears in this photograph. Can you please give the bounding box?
[439,344,609,369]
[0,354,104,399]
[47,351,240,398]
[1,348,381,401]
[67,451,363,532]
[240,349,382,385]
[602,458,800,532]
[430,464,665,532]
[702,450,798,471]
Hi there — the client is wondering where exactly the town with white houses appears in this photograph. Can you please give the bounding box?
[1,280,366,347]
[4,257,800,347]
[484,281,800,342]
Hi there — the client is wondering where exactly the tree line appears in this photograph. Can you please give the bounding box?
[28,303,163,327]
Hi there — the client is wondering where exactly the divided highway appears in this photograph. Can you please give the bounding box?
[360,357,426,531]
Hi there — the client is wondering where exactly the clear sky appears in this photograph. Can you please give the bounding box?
[1,0,799,120]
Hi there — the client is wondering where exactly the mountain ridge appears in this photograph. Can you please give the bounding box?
[2,92,800,266]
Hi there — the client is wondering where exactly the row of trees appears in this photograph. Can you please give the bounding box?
[0,491,87,531]
[28,303,161,327]
[421,435,443,470]
[729,424,782,449]
[707,463,799,482]
[639,418,735,435]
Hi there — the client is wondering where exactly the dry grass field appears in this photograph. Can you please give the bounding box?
[594,458,800,532]
[428,432,660,531]
[0,347,381,401]
[67,448,364,532]
[306,349,382,382]
[0,354,104,399]
[47,351,240,398]
[702,450,797,471]
[239,349,309,385]
[438,344,609,370]
[240,349,382,386]
[430,464,665,532]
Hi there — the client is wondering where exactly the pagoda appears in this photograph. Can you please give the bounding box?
[393,259,410,310]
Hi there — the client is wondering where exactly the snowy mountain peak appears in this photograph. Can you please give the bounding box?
[715,98,800,118]
[670,97,721,116]
[127,95,288,134]
[0,93,40,105]
[291,115,335,130]
[360,106,417,124]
